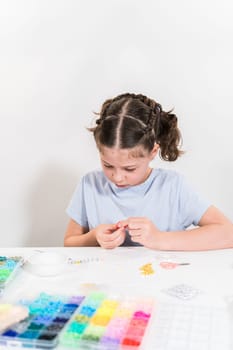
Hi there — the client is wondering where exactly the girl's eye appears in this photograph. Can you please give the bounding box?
[125,168,136,172]
[104,164,113,168]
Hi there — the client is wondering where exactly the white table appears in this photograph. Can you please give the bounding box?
[1,247,233,349]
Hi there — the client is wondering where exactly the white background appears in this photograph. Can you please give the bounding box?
[0,0,232,246]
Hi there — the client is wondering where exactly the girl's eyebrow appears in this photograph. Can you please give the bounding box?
[102,160,112,165]
[122,165,137,169]
[102,160,137,168]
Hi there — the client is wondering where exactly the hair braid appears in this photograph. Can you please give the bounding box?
[132,95,162,136]
[96,93,135,125]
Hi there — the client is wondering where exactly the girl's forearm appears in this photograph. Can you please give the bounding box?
[156,223,233,251]
[64,230,99,247]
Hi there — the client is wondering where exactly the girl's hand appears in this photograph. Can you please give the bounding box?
[117,217,161,249]
[94,224,126,249]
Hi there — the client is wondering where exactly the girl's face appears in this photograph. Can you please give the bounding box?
[99,145,159,188]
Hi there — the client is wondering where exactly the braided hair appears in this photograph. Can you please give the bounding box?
[89,93,183,161]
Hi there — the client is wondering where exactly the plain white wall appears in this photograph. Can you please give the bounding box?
[0,0,232,246]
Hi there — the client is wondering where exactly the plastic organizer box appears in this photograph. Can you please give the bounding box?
[0,291,154,349]
[0,256,23,295]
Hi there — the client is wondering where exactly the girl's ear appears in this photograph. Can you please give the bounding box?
[150,143,160,159]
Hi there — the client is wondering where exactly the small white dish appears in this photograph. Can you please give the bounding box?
[24,251,67,277]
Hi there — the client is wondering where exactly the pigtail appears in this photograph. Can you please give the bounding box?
[156,111,183,161]
[137,95,183,161]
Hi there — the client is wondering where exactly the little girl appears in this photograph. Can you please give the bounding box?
[64,93,233,250]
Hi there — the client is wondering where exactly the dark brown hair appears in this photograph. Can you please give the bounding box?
[89,92,183,161]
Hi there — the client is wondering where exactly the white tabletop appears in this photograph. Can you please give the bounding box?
[1,247,233,349]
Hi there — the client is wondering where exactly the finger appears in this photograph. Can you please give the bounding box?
[106,224,119,233]
[102,226,119,237]
[101,229,124,242]
[102,232,125,249]
[116,220,128,229]
[127,221,144,230]
[100,234,116,243]
[128,229,141,237]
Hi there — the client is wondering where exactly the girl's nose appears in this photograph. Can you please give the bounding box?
[112,170,123,182]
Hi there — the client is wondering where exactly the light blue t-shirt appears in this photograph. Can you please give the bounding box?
[66,168,210,246]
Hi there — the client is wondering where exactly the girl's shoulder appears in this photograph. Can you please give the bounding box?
[81,169,107,185]
[152,168,185,183]
[153,168,200,195]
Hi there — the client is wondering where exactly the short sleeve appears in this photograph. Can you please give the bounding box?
[178,176,211,229]
[66,177,88,228]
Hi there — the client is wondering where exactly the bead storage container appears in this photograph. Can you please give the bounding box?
[0,292,85,349]
[0,256,24,296]
[0,291,154,349]
[59,291,154,349]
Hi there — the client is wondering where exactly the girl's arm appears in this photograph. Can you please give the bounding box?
[119,206,233,251]
[64,219,125,248]
[157,206,233,251]
[64,219,99,247]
